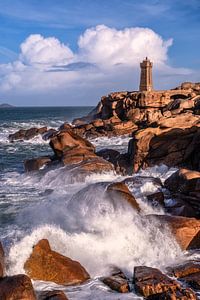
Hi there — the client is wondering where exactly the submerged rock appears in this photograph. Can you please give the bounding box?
[0,274,36,300]
[24,239,90,285]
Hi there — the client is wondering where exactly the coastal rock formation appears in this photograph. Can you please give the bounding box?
[9,126,47,142]
[164,169,200,218]
[128,119,200,173]
[106,182,140,212]
[49,130,95,158]
[101,268,130,293]
[134,266,180,297]
[24,239,90,285]
[146,288,197,299]
[0,274,36,300]
[149,215,200,250]
[24,156,53,172]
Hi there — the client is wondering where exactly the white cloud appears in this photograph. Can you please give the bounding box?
[78,25,173,66]
[0,25,196,105]
[20,34,74,67]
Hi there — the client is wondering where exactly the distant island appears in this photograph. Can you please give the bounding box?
[0,103,14,108]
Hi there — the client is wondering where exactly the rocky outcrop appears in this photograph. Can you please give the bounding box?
[149,215,200,250]
[101,268,130,293]
[24,239,90,285]
[39,290,68,300]
[24,156,53,172]
[128,118,200,172]
[134,266,180,297]
[168,261,200,279]
[164,169,200,218]
[0,242,4,278]
[9,127,47,142]
[146,288,197,299]
[0,274,36,300]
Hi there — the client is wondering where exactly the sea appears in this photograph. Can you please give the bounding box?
[0,106,199,299]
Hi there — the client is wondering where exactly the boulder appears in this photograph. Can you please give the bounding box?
[39,290,68,300]
[96,149,131,175]
[9,127,48,142]
[24,156,52,172]
[0,242,4,278]
[102,268,130,293]
[168,261,200,279]
[42,129,58,141]
[146,288,197,299]
[106,182,140,212]
[134,266,180,298]
[164,169,200,218]
[62,147,97,165]
[146,192,165,207]
[149,215,200,250]
[128,124,200,173]
[24,239,90,285]
[181,272,200,290]
[49,130,95,158]
[0,274,36,300]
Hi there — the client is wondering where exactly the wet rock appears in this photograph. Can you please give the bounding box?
[164,169,200,218]
[167,261,200,279]
[0,274,36,300]
[9,127,48,142]
[24,156,52,172]
[49,130,95,158]
[59,122,73,131]
[102,267,130,293]
[149,215,200,250]
[146,288,197,300]
[67,157,115,183]
[106,182,140,212]
[134,266,180,298]
[62,147,97,165]
[0,242,4,278]
[147,191,165,207]
[39,290,68,300]
[42,129,58,141]
[181,272,200,289]
[24,239,90,285]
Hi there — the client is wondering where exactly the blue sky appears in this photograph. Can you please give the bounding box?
[0,0,199,105]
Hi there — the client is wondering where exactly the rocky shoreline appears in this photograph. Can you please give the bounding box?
[2,81,200,299]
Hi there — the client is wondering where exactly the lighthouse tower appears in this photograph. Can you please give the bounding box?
[139,57,153,91]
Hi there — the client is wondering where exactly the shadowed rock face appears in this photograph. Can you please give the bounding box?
[0,242,4,278]
[164,169,200,218]
[24,239,90,285]
[128,123,200,173]
[0,274,36,300]
[39,290,68,300]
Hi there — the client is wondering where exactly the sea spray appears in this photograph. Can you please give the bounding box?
[8,189,184,278]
